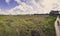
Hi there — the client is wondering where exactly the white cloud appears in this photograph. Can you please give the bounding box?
[15,0,21,4]
[0,0,60,15]
[8,0,46,15]
[9,0,59,15]
[5,0,10,4]
[0,9,10,15]
[9,3,36,15]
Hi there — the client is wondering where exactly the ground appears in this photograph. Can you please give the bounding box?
[0,15,56,36]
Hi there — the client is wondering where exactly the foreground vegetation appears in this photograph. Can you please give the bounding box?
[0,15,56,36]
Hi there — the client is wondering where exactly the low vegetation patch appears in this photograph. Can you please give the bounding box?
[0,15,56,36]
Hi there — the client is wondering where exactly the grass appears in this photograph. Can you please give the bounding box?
[0,15,56,36]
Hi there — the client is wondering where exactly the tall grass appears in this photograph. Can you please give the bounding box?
[0,15,56,36]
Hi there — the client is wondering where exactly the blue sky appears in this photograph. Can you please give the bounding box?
[0,0,29,10]
[0,0,19,10]
[0,0,60,15]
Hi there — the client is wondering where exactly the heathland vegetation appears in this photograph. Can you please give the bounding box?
[0,15,56,36]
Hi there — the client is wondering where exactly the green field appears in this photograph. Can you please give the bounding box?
[0,15,56,36]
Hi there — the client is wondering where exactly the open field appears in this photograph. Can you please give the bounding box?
[0,15,56,36]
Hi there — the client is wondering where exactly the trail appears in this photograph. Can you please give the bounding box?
[55,16,60,36]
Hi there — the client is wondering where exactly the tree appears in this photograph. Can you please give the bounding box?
[49,10,59,17]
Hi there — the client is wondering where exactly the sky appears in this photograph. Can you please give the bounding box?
[0,0,60,15]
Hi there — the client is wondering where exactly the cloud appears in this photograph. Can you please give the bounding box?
[14,0,21,4]
[8,0,54,15]
[9,3,37,15]
[5,0,10,4]
[0,9,10,15]
[8,0,45,15]
[1,0,60,15]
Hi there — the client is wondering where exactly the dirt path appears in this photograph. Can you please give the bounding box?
[55,16,60,36]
